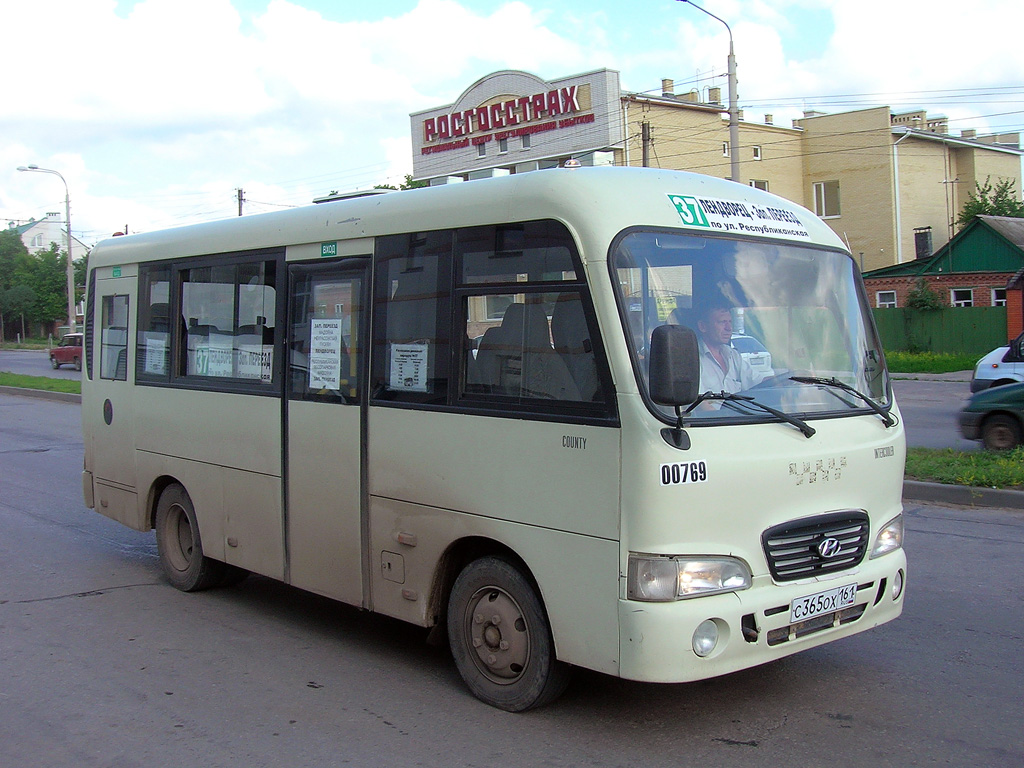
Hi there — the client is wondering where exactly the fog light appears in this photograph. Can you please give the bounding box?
[892,569,904,600]
[692,619,720,657]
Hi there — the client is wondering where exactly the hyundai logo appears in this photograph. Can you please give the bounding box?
[817,537,842,559]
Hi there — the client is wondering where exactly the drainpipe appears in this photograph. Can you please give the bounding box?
[622,98,630,166]
[892,127,913,264]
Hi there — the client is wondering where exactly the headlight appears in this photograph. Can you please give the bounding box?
[627,555,752,601]
[870,514,904,558]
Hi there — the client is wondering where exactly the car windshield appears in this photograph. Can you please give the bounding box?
[611,230,889,423]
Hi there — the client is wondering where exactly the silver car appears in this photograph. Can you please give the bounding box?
[731,333,774,380]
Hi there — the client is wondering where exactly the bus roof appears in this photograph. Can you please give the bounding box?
[88,167,847,268]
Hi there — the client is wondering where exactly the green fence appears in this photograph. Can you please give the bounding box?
[871,306,1007,354]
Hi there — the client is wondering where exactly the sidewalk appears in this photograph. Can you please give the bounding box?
[890,370,973,383]
[903,479,1024,511]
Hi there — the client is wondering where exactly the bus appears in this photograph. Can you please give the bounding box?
[81,166,906,711]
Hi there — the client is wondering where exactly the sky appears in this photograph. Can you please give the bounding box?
[2,0,1023,249]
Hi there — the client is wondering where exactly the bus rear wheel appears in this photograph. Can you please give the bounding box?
[155,484,224,591]
[447,556,569,711]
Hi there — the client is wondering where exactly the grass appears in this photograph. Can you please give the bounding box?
[0,337,53,350]
[885,350,981,374]
[905,447,1024,490]
[0,372,81,394]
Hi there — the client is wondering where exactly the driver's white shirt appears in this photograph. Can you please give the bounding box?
[698,337,762,393]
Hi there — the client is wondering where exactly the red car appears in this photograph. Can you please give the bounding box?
[50,333,83,371]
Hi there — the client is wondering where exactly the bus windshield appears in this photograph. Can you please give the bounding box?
[611,230,889,423]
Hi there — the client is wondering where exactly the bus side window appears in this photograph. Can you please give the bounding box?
[288,269,363,403]
[136,265,171,381]
[100,295,130,381]
[371,232,452,405]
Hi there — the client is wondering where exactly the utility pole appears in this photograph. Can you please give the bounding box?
[679,0,740,182]
[237,188,244,216]
[641,122,651,167]
[17,164,77,332]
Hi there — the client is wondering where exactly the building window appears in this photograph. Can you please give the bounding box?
[749,180,769,192]
[522,134,531,149]
[498,138,508,154]
[721,142,729,157]
[992,288,1007,307]
[951,288,974,307]
[813,180,841,218]
[752,145,762,160]
[477,143,486,158]
[876,290,897,308]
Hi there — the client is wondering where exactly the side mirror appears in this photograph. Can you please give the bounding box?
[649,324,700,406]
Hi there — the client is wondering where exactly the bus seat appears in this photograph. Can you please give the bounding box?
[551,294,600,401]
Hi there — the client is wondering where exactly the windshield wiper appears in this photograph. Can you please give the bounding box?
[684,391,815,438]
[790,376,896,428]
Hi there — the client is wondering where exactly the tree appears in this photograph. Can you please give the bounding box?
[375,174,427,191]
[906,277,943,310]
[956,177,1024,229]
[0,284,38,340]
[0,229,30,291]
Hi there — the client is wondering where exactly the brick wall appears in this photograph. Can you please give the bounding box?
[864,272,1014,309]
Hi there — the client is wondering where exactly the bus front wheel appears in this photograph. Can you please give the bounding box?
[155,484,224,592]
[447,556,569,711]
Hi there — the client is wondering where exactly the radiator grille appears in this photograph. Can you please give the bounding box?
[762,511,869,582]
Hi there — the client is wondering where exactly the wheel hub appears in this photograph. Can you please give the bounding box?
[467,587,530,684]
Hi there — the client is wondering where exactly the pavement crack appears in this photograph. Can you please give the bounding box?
[8,582,160,605]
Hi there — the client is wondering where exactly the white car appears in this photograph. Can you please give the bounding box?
[731,333,774,380]
[970,332,1024,393]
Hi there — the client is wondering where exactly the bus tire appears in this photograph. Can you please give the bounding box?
[447,556,569,711]
[155,484,224,592]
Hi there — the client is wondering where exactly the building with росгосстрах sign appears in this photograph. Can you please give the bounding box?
[409,68,1023,275]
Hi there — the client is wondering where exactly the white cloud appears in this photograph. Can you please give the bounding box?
[2,0,1020,244]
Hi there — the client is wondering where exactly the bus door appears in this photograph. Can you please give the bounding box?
[88,268,139,526]
[285,260,369,605]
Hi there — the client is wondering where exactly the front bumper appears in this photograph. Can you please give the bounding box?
[617,549,906,682]
[958,410,983,440]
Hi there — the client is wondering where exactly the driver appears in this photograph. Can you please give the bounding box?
[696,301,764,394]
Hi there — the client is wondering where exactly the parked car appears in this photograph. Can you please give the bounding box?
[958,381,1024,450]
[50,333,83,371]
[970,332,1024,392]
[731,333,774,380]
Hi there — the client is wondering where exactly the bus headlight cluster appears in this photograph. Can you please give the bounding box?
[627,555,752,601]
[870,514,904,559]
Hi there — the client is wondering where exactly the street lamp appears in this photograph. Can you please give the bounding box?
[677,0,740,183]
[17,164,77,333]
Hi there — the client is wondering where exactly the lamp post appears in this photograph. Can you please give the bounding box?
[678,0,740,183]
[17,164,77,333]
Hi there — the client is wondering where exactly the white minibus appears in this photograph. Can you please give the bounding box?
[82,167,906,710]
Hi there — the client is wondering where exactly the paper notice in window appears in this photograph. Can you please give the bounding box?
[309,319,343,390]
[390,343,428,392]
[145,334,167,375]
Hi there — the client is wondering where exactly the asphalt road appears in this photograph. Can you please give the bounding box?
[1,391,1022,766]
[0,347,83,380]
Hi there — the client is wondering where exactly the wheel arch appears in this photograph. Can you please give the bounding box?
[427,536,544,632]
[145,475,184,530]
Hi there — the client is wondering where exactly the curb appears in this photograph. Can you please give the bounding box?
[903,480,1024,511]
[0,385,81,404]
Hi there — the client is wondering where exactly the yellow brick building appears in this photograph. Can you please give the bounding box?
[412,69,1023,272]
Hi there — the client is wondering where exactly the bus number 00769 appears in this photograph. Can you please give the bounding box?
[660,461,708,486]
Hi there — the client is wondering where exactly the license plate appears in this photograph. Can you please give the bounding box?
[789,584,857,624]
